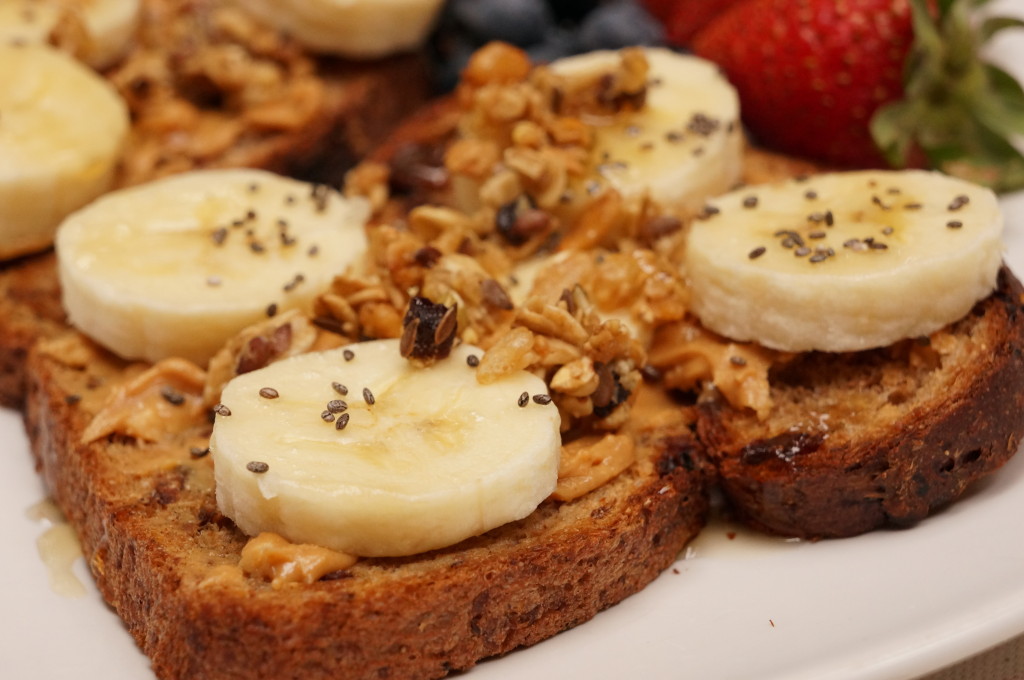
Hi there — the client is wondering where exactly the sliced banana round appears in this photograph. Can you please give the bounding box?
[0,43,128,260]
[551,47,743,216]
[211,339,561,557]
[241,0,445,59]
[56,169,370,365]
[685,170,1004,353]
[0,0,141,69]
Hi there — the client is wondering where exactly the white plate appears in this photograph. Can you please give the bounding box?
[4,9,1024,679]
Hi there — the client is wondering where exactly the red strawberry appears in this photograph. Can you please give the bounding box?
[640,0,749,45]
[691,0,1024,191]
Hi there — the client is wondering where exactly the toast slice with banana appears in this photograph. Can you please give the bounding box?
[653,168,1024,538]
[23,327,708,680]
[695,265,1024,538]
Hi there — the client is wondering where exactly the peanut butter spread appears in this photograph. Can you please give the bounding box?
[553,433,636,501]
[82,357,206,444]
[238,532,357,589]
[648,319,779,420]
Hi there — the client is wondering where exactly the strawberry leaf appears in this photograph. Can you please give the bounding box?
[975,66,1024,136]
[980,16,1024,41]
[872,0,1024,192]
[871,100,920,167]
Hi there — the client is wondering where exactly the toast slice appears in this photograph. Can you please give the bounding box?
[23,330,708,680]
[0,0,431,408]
[696,265,1024,539]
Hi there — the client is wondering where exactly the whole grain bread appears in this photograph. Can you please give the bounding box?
[697,266,1024,539]
[0,0,431,408]
[23,331,708,680]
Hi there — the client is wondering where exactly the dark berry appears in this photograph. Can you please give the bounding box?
[525,26,582,64]
[450,0,554,46]
[577,1,665,51]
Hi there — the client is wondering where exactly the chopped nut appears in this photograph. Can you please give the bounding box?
[550,357,600,397]
[476,326,537,384]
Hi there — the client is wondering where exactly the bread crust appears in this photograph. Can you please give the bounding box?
[0,252,65,408]
[697,266,1024,538]
[24,333,708,680]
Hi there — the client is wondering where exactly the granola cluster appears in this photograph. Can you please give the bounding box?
[320,43,733,498]
[107,0,327,186]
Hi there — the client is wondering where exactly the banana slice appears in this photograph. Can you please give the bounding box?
[241,0,445,59]
[685,170,1004,352]
[56,169,370,365]
[0,0,141,69]
[0,43,128,261]
[211,339,561,557]
[552,47,743,216]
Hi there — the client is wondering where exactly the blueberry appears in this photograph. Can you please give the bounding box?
[525,26,582,64]
[432,33,479,92]
[449,0,555,46]
[545,0,596,23]
[577,0,665,51]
